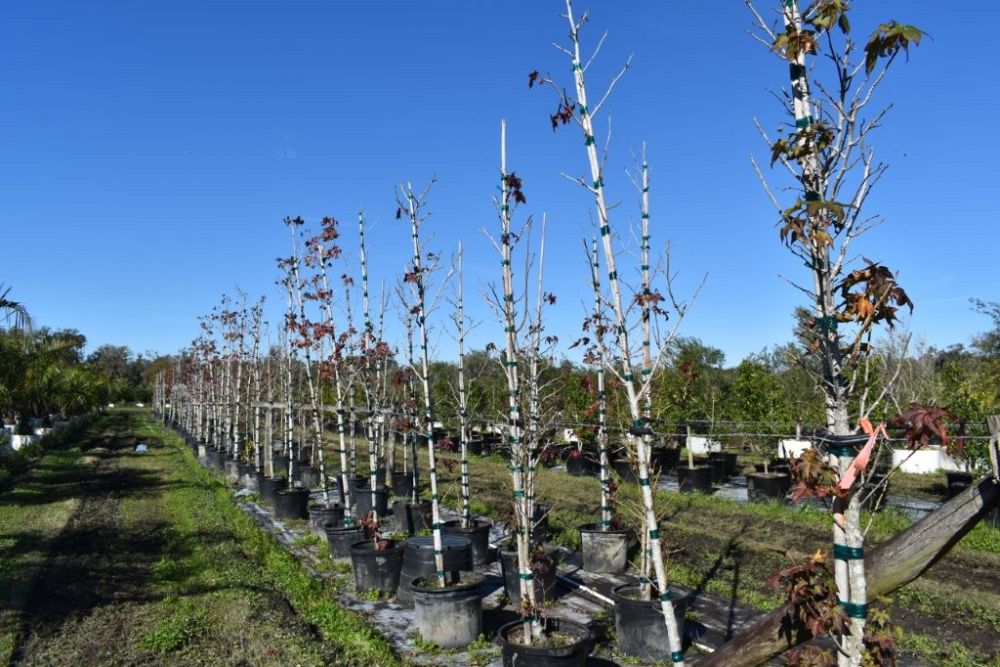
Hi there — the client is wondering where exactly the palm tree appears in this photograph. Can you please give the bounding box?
[0,284,32,334]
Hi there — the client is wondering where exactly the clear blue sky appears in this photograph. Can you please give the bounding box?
[2,1,997,365]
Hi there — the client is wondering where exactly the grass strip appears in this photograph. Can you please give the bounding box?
[145,417,404,667]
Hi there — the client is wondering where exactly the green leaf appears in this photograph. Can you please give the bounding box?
[837,12,850,34]
[864,21,925,75]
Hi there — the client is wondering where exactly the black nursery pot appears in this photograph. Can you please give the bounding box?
[297,465,321,489]
[274,487,310,520]
[612,583,688,663]
[259,476,285,505]
[708,458,729,485]
[325,524,364,559]
[499,617,591,667]
[236,463,258,490]
[676,466,713,493]
[397,535,472,607]
[532,503,551,543]
[499,544,558,607]
[441,519,491,568]
[613,458,637,483]
[308,503,345,538]
[349,539,404,595]
[391,472,414,499]
[745,472,791,503]
[709,451,739,476]
[271,455,290,477]
[578,524,629,574]
[753,459,790,474]
[411,575,484,649]
[204,447,226,470]
[354,486,390,519]
[565,452,593,477]
[653,446,681,473]
[466,438,484,456]
[393,499,431,535]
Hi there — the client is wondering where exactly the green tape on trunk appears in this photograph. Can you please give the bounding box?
[649,529,660,540]
[839,599,868,619]
[833,544,864,560]
[671,650,684,663]
[828,446,856,458]
[519,572,534,580]
[659,591,672,602]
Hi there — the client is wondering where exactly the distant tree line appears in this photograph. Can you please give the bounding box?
[0,289,166,432]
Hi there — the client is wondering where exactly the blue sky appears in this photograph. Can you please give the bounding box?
[2,1,997,365]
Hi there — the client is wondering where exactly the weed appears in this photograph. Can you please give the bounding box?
[137,599,208,654]
[411,633,445,655]
[294,533,321,549]
[331,560,353,575]
[357,588,389,602]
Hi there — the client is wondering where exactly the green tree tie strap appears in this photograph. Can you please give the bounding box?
[839,599,868,619]
[639,477,650,487]
[519,572,535,580]
[659,591,672,601]
[828,446,857,458]
[649,529,660,540]
[833,544,864,560]
[816,315,838,331]
[672,651,684,663]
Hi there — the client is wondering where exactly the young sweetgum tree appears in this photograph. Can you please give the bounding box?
[398,180,451,585]
[531,3,699,662]
[747,2,923,664]
[484,121,561,644]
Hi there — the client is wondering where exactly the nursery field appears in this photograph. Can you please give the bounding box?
[0,410,397,667]
[380,445,1000,666]
[2,410,998,666]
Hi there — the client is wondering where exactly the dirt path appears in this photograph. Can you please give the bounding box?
[2,412,339,666]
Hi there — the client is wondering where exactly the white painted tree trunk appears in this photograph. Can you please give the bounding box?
[561,3,683,661]
[402,183,446,586]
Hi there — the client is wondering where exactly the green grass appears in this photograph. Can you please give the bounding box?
[142,417,404,666]
[0,418,100,663]
[1,411,405,666]
[901,631,1000,667]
